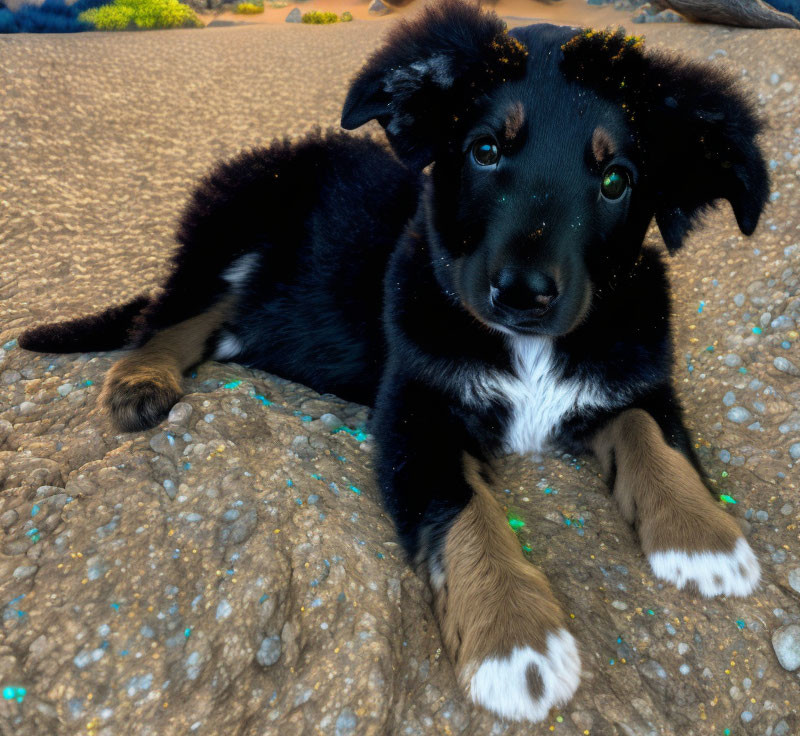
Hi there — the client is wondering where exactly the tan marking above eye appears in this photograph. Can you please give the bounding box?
[504,102,525,141]
[591,126,616,165]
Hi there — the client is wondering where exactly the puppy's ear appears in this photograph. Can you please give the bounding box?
[645,56,769,251]
[340,0,528,170]
[562,31,769,252]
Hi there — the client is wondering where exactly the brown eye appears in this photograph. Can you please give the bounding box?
[472,137,500,166]
[601,166,630,200]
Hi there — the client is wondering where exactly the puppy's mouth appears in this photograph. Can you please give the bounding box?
[463,284,593,338]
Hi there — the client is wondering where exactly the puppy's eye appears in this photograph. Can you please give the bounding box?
[472,137,500,167]
[601,166,630,200]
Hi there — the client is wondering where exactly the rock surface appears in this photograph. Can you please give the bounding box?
[1,17,799,736]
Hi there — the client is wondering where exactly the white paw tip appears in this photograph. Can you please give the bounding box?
[467,629,581,723]
[648,537,761,598]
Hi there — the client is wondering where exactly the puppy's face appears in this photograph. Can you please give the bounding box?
[342,9,768,339]
[429,80,649,337]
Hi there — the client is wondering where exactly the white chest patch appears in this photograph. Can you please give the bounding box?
[461,336,616,455]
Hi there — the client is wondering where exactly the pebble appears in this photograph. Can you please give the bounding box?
[788,568,800,594]
[368,0,390,15]
[0,418,12,445]
[335,708,359,736]
[1,369,21,385]
[719,449,731,463]
[771,315,795,330]
[756,510,769,522]
[57,382,73,397]
[771,625,800,671]
[320,413,343,429]
[168,402,193,426]
[285,7,301,21]
[727,407,752,424]
[774,357,799,375]
[13,564,38,580]
[255,635,282,667]
[790,443,800,460]
[723,391,736,406]
[19,401,36,415]
[163,479,177,499]
[216,600,233,621]
[1,509,19,529]
[724,353,743,367]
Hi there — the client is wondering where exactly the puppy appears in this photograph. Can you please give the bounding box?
[20,0,768,722]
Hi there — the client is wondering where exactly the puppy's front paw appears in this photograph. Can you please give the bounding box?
[648,536,760,598]
[434,464,580,722]
[638,489,761,598]
[466,629,581,723]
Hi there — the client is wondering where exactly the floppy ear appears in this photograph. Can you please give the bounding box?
[340,0,528,170]
[561,30,769,252]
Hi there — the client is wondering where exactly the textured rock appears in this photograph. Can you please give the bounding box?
[1,16,800,736]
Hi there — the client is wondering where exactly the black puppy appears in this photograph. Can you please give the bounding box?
[20,0,769,722]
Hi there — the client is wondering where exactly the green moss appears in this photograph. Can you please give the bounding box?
[265,0,287,6]
[340,10,352,21]
[301,10,338,24]
[79,0,202,30]
[235,1,263,13]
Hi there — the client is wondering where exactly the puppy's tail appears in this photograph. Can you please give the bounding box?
[18,294,152,354]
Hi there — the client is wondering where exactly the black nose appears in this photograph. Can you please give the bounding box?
[491,268,558,315]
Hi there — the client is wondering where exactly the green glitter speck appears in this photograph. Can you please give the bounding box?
[720,494,736,504]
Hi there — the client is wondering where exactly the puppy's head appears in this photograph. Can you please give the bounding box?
[342,1,769,337]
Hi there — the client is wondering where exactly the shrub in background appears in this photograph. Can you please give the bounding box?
[79,0,202,30]
[235,1,263,12]
[301,9,338,23]
[340,10,352,21]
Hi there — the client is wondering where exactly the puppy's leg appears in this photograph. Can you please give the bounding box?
[592,408,760,597]
[438,456,580,722]
[375,384,579,722]
[100,296,234,432]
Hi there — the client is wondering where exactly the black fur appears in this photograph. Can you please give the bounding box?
[18,293,150,353]
[20,1,768,696]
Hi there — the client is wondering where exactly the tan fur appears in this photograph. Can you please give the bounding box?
[503,101,525,141]
[592,409,742,555]
[101,297,234,431]
[436,455,566,687]
[591,126,616,166]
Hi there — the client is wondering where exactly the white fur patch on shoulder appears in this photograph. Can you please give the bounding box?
[468,629,581,723]
[222,252,260,290]
[213,331,244,361]
[648,537,761,598]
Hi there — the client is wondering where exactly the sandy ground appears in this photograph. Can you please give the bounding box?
[1,10,800,736]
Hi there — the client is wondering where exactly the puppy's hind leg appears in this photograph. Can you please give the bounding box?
[101,296,234,432]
